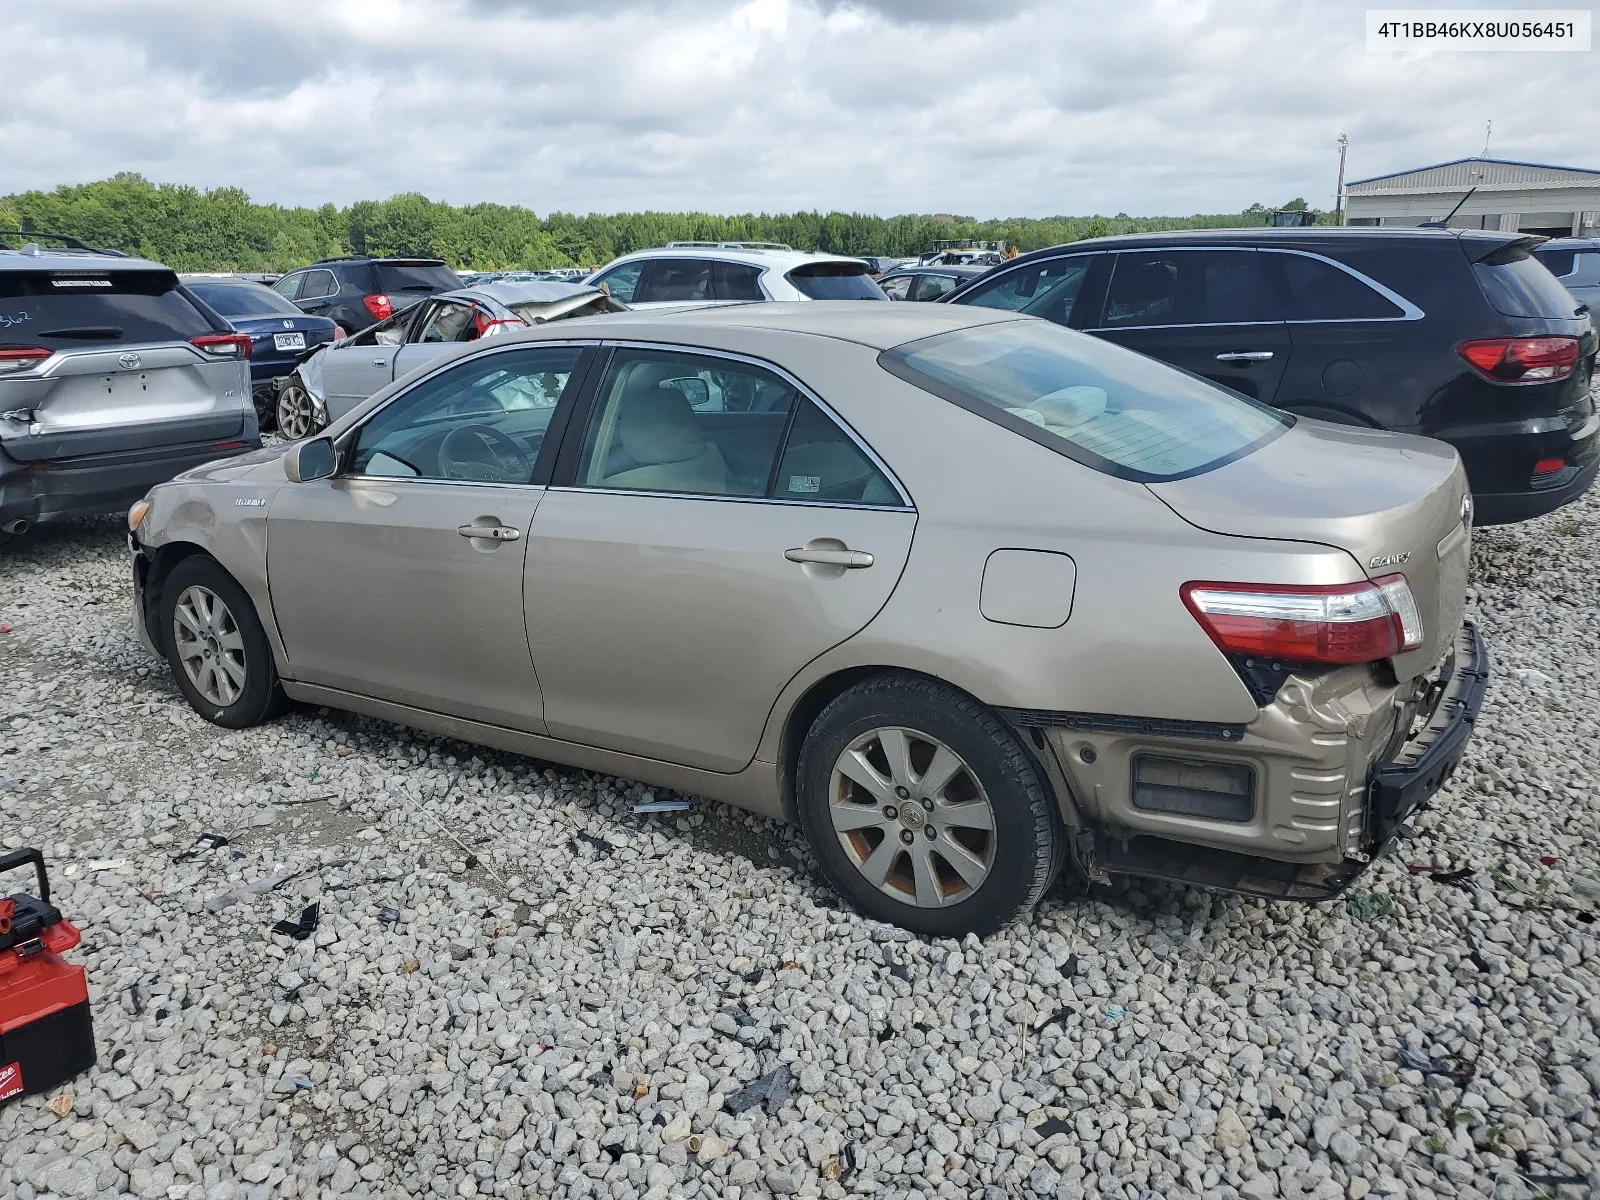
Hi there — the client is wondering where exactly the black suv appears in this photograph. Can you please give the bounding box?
[945,229,1598,524]
[270,256,463,335]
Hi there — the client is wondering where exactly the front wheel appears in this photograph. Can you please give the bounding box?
[159,556,287,728]
[795,673,1060,937]
[276,378,323,441]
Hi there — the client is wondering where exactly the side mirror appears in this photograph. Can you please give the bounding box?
[284,436,337,483]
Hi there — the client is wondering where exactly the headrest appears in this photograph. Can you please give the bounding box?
[615,364,708,466]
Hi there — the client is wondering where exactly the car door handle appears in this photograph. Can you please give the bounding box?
[785,546,873,568]
[1215,351,1274,363]
[458,524,521,542]
[372,359,388,367]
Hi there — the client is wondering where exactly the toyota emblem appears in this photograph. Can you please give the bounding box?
[117,352,142,370]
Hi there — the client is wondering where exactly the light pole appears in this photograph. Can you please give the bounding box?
[1334,134,1349,226]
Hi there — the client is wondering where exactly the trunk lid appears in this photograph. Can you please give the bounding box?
[1146,418,1471,679]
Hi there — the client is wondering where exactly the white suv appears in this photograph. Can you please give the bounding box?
[586,242,886,310]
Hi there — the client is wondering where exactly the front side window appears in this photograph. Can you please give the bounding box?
[348,310,412,347]
[957,255,1092,325]
[1273,253,1403,320]
[878,274,915,301]
[879,319,1289,483]
[272,273,304,300]
[574,348,901,503]
[1100,250,1271,328]
[635,259,713,303]
[912,273,962,302]
[351,345,584,482]
[417,301,476,343]
[591,261,644,304]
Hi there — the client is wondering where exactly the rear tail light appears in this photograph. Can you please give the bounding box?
[472,305,527,338]
[332,325,348,340]
[190,333,252,359]
[1457,337,1580,383]
[0,348,51,374]
[1182,574,1424,665]
[364,294,393,321]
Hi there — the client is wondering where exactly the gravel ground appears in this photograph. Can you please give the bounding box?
[0,485,1597,1200]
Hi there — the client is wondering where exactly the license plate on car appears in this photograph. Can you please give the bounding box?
[273,332,306,351]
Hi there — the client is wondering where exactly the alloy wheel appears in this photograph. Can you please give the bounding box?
[172,585,247,707]
[828,726,997,907]
[276,383,318,440]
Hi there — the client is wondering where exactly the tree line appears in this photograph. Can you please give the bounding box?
[0,173,1327,273]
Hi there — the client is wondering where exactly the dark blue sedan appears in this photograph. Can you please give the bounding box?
[182,276,341,428]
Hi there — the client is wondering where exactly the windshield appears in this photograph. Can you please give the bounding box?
[879,319,1290,482]
[373,262,464,293]
[786,262,886,300]
[188,281,301,318]
[0,269,214,349]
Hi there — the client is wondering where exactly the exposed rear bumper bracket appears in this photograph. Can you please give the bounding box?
[1101,834,1367,902]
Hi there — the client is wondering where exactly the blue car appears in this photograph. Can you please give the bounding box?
[182,276,341,428]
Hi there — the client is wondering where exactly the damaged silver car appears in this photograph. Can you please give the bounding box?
[275,279,627,438]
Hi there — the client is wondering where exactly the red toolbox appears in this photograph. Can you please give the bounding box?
[0,849,95,1107]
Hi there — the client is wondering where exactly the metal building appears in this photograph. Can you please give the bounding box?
[1343,157,1600,236]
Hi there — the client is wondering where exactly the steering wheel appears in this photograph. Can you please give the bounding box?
[438,424,531,483]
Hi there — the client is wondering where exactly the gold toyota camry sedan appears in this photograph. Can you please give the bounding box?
[129,302,1488,936]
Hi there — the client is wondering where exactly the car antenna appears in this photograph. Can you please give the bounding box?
[1419,187,1476,230]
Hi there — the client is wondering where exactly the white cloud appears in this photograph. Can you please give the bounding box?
[1,0,1589,216]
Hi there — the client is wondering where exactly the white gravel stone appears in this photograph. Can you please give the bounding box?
[2,441,1599,1199]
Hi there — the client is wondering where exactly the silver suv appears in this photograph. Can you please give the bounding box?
[0,234,257,534]
[587,242,886,310]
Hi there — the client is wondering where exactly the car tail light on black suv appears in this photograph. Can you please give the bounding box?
[1457,336,1581,383]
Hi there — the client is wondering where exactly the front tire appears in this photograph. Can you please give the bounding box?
[275,377,322,441]
[795,673,1060,937]
[159,556,286,728]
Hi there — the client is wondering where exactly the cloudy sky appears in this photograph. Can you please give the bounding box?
[5,0,1594,217]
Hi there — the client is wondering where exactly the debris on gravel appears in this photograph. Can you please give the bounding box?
[1,481,1597,1200]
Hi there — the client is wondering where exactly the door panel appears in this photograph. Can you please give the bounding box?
[1088,249,1290,402]
[320,344,400,415]
[524,491,916,771]
[268,479,546,729]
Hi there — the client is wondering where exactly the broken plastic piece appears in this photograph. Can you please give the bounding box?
[633,799,691,813]
[725,1065,791,1115]
[1036,1115,1071,1139]
[572,833,614,857]
[1432,867,1475,889]
[1102,1003,1126,1022]
[272,904,320,941]
[378,907,401,925]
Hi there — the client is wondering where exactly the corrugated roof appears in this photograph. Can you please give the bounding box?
[1347,157,1600,194]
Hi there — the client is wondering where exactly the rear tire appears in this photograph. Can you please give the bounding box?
[795,673,1060,937]
[159,556,287,729]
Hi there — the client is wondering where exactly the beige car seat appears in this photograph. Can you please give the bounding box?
[599,363,732,494]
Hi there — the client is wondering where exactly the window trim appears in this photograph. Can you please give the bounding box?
[549,339,914,510]
[337,339,603,489]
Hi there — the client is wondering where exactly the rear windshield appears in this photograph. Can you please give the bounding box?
[879,319,1290,482]
[188,281,301,318]
[374,262,464,294]
[1473,246,1583,319]
[786,262,886,300]
[0,269,215,349]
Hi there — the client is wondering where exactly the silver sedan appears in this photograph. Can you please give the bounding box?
[130,302,1488,935]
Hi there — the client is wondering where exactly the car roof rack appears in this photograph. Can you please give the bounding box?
[0,230,129,257]
[664,241,794,252]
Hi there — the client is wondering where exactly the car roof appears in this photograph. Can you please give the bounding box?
[454,280,603,306]
[886,263,989,276]
[507,299,1020,351]
[601,245,869,271]
[0,248,170,272]
[1537,237,1600,250]
[999,225,1528,266]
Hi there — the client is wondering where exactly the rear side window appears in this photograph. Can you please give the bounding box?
[1101,250,1272,327]
[372,262,460,294]
[879,319,1289,483]
[592,261,644,304]
[0,270,216,350]
[878,274,915,300]
[189,282,302,318]
[712,261,766,301]
[1474,246,1583,318]
[786,262,886,300]
[1534,248,1578,278]
[1274,254,1403,320]
[957,255,1093,325]
[913,273,962,301]
[271,273,303,300]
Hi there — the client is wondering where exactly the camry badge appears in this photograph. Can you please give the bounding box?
[1369,551,1411,569]
[234,497,267,507]
[117,352,141,370]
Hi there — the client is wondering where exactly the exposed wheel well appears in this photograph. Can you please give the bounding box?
[141,541,213,653]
